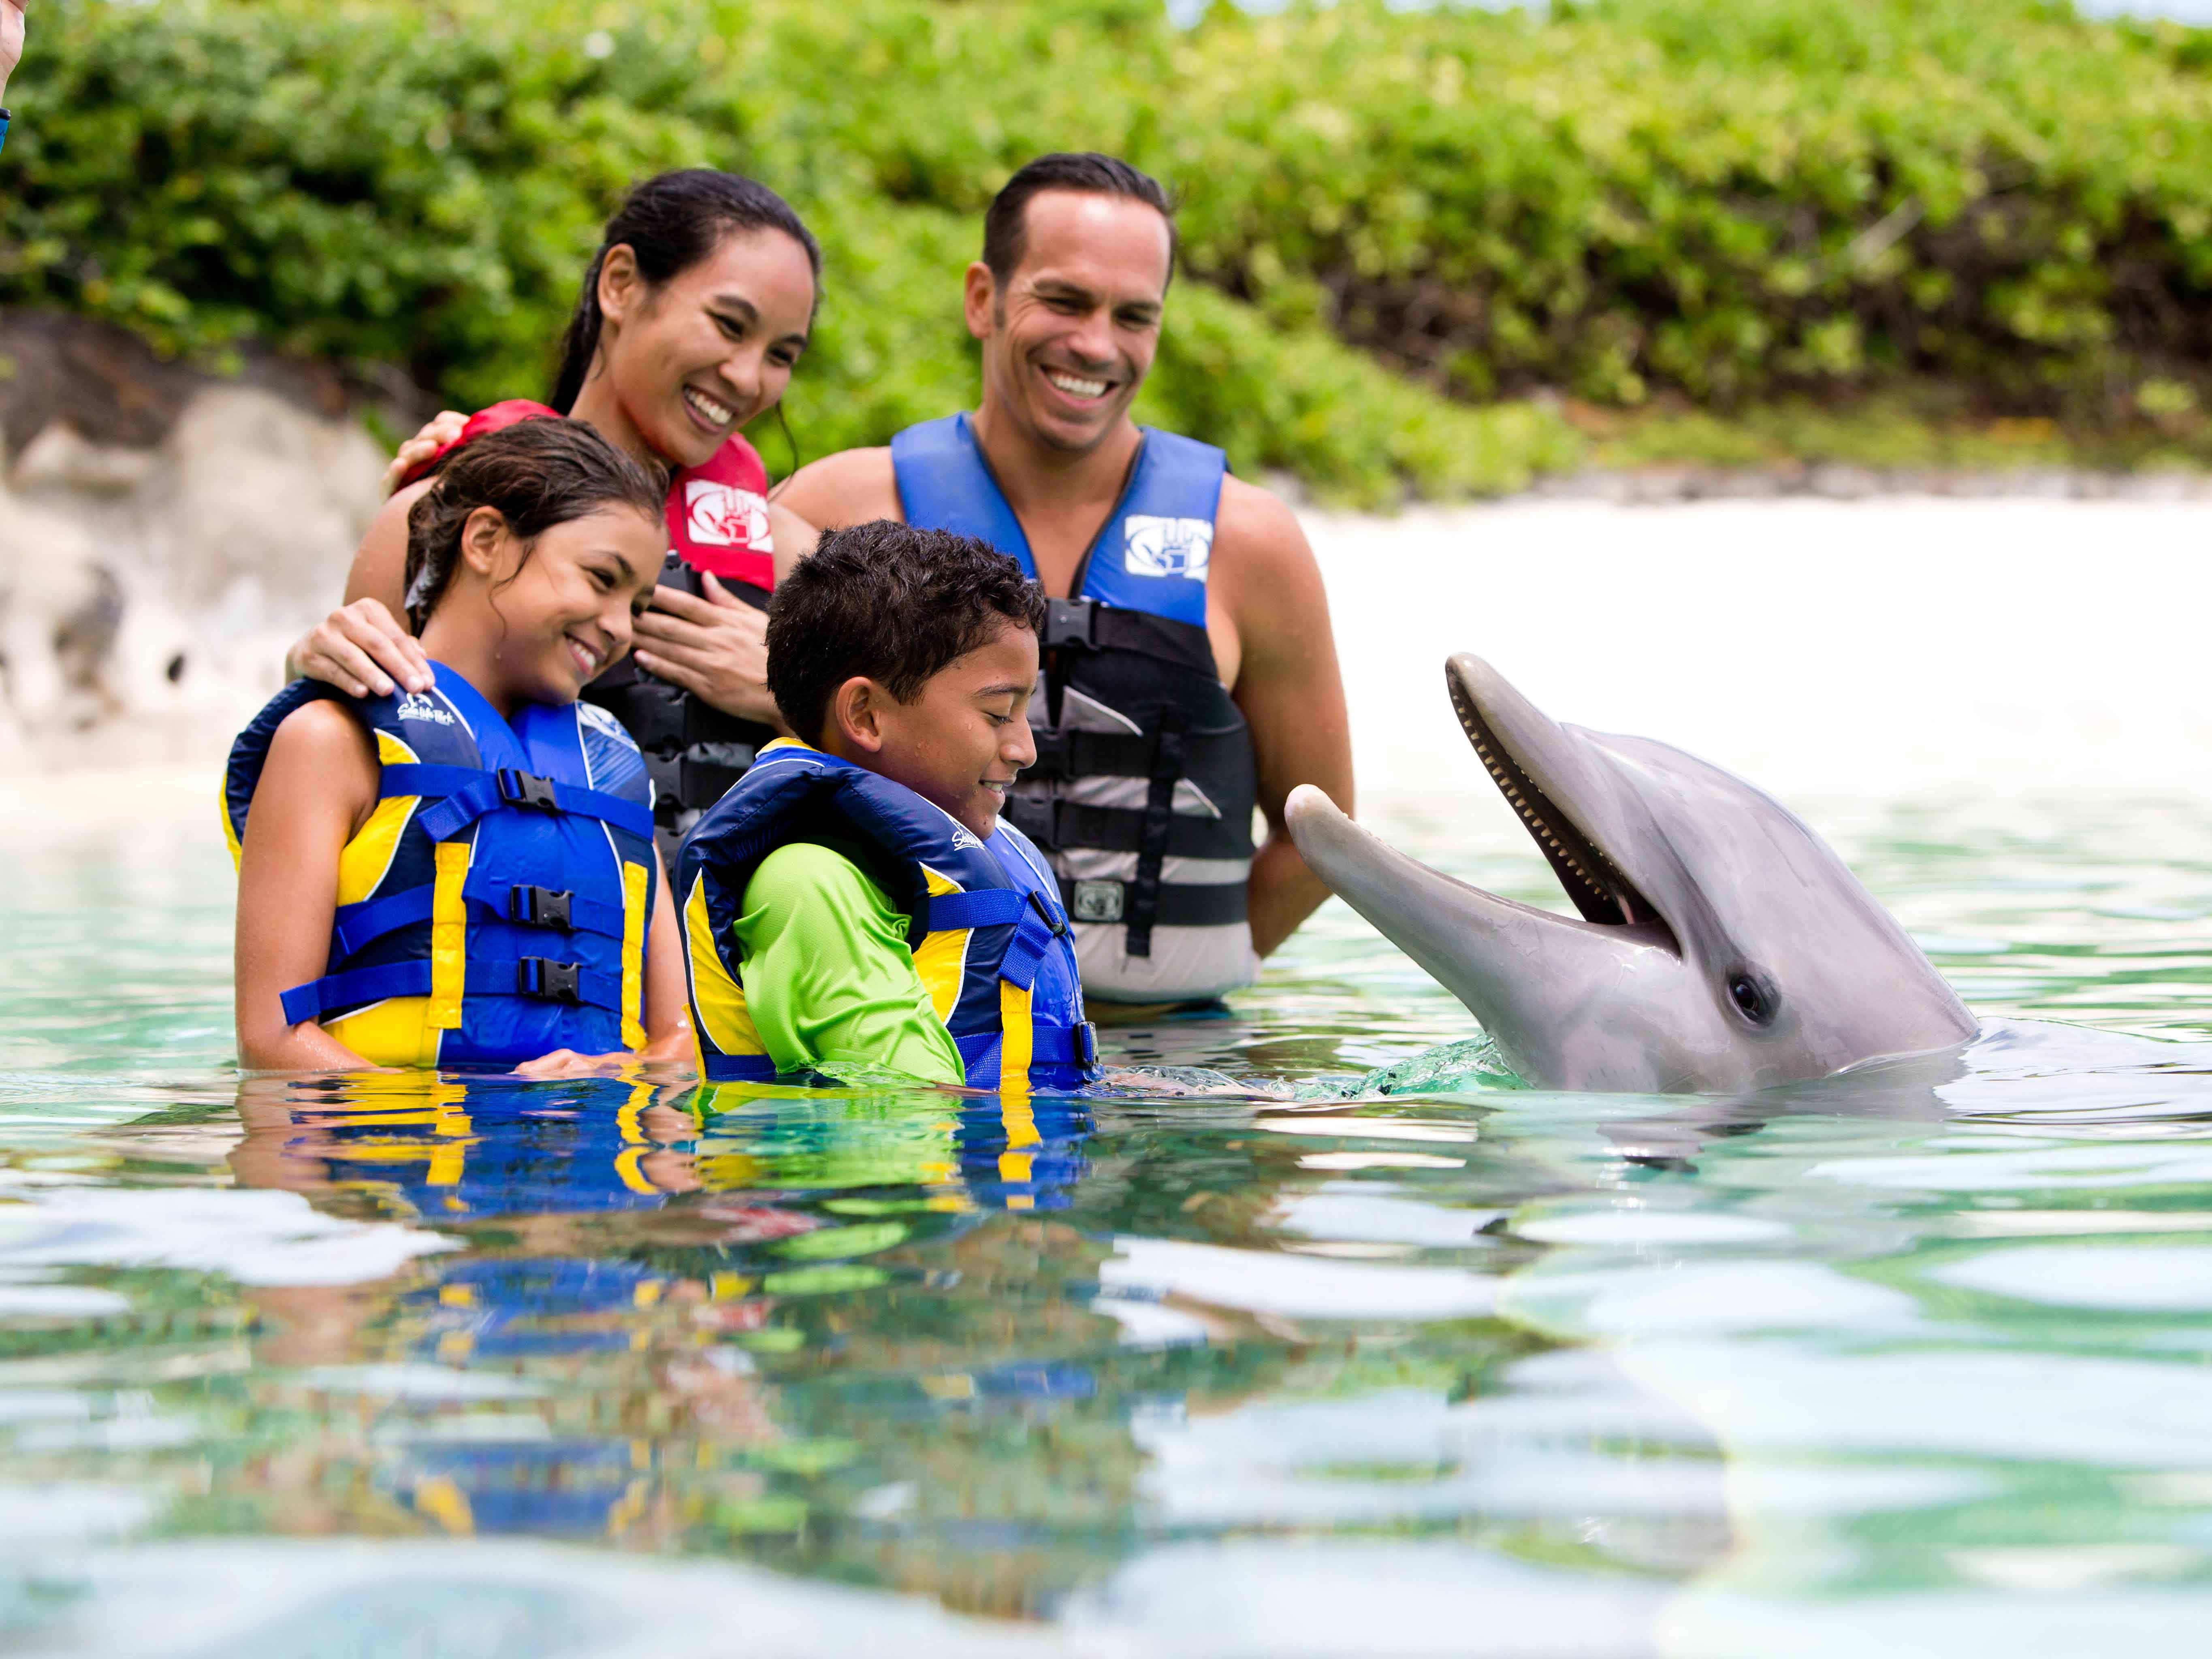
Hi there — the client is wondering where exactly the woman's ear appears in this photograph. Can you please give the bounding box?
[458,506,511,580]
[598,244,642,328]
[830,676,887,755]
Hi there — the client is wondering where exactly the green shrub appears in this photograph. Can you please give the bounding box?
[7,0,2212,498]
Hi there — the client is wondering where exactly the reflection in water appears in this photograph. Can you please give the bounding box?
[2,797,2212,1653]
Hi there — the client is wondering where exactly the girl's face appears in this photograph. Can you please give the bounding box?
[595,227,817,470]
[424,504,666,711]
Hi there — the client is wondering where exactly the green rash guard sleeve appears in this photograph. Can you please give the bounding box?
[731,842,967,1085]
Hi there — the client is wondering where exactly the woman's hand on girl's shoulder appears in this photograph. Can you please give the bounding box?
[286,597,433,699]
[380,409,468,498]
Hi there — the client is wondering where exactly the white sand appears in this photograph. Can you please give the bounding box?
[1302,495,2212,826]
[6,496,2208,846]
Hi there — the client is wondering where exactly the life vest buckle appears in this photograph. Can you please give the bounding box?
[517,956,583,1004]
[1026,730,1072,780]
[1067,878,1124,924]
[1027,887,1069,938]
[508,885,574,929]
[1043,598,1098,650]
[497,769,562,812]
[1005,795,1059,849]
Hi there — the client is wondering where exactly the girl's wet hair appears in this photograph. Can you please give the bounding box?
[550,169,823,416]
[403,419,665,631]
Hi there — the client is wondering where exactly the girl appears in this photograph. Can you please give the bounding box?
[288,169,823,854]
[229,420,693,1076]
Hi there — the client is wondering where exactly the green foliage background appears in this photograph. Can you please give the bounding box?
[6,0,2212,501]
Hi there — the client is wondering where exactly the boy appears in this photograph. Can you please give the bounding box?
[675,522,1096,1090]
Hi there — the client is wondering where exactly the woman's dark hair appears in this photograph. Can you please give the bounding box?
[767,520,1046,745]
[403,418,665,631]
[981,152,1177,290]
[551,169,824,416]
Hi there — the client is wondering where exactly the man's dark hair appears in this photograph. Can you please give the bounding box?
[768,521,1047,744]
[551,168,823,415]
[403,418,664,631]
[981,152,1177,290]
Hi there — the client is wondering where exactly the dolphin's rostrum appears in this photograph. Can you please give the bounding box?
[1286,656,1977,1094]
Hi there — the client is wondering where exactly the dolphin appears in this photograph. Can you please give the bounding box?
[1286,655,1977,1094]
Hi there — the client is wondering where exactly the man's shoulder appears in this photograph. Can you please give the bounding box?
[1209,471,1314,575]
[773,446,902,529]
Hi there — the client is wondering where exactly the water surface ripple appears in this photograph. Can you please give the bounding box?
[1,793,2210,1657]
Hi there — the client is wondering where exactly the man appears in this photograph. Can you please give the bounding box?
[776,153,1353,1015]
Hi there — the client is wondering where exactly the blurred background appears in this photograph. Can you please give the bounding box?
[2,0,2210,798]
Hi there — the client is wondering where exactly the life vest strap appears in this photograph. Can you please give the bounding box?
[279,951,621,1025]
[953,1020,1096,1073]
[390,765,656,844]
[1002,795,1254,861]
[921,889,1028,932]
[1022,724,1247,785]
[996,898,1069,993]
[330,876,626,958]
[1057,875,1247,929]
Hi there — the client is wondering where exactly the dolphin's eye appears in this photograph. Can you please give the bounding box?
[1728,973,1775,1026]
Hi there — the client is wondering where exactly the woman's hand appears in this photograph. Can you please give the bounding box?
[380,409,467,498]
[1,2,26,102]
[630,573,782,728]
[285,597,433,699]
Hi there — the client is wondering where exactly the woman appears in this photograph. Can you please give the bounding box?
[230,419,693,1076]
[290,169,822,854]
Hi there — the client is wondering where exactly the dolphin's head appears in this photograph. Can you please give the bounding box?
[1287,655,1977,1094]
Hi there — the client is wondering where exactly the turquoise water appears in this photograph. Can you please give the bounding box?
[2,787,2212,1656]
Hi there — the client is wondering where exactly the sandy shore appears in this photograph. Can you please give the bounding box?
[7,496,2209,835]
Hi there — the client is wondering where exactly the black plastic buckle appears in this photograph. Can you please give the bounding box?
[508,885,574,929]
[497,769,561,812]
[1027,887,1069,938]
[1005,795,1059,849]
[517,957,582,1004]
[1075,1021,1099,1069]
[1043,598,1098,650]
[1026,729,1072,780]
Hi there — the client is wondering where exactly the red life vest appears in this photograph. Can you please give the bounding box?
[398,399,775,591]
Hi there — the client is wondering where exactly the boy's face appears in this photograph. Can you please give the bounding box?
[849,623,1039,839]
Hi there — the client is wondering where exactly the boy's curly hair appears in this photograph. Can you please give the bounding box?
[767,520,1046,744]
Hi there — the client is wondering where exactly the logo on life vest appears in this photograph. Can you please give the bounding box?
[395,693,456,727]
[684,480,772,550]
[1122,514,1213,581]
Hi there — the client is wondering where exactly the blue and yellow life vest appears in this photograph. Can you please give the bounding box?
[676,741,1098,1092]
[223,663,659,1067]
[892,412,1258,1004]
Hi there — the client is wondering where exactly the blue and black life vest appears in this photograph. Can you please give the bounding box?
[891,413,1258,1004]
[676,741,1097,1091]
[223,663,659,1067]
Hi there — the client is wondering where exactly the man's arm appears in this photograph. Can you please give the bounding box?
[1215,478,1354,957]
[770,446,903,531]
